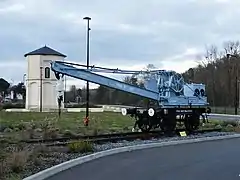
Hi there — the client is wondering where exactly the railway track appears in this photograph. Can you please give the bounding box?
[21,127,223,147]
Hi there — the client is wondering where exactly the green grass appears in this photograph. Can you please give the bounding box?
[1,110,240,141]
[204,119,240,132]
[0,111,134,139]
[210,106,240,115]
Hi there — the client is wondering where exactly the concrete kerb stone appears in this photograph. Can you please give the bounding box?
[23,133,240,180]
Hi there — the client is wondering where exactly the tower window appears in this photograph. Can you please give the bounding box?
[45,67,50,78]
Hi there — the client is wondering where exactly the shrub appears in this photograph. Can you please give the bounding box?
[8,151,29,173]
[234,126,240,133]
[65,103,100,108]
[5,173,22,180]
[43,128,59,139]
[221,120,238,127]
[0,103,25,110]
[68,140,94,153]
[0,161,7,179]
[0,150,8,178]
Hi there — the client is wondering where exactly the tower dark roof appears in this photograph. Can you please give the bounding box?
[24,45,67,58]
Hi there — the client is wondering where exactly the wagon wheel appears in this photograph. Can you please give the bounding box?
[137,117,152,132]
[184,114,200,132]
[160,117,176,134]
[138,123,152,132]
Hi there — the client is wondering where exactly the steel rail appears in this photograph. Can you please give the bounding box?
[45,128,223,147]
[17,128,223,147]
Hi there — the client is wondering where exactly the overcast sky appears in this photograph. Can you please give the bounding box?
[0,0,239,89]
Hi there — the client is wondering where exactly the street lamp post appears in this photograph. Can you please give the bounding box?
[83,16,91,126]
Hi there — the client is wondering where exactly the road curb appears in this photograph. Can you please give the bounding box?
[23,134,240,180]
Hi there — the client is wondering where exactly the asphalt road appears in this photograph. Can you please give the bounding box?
[46,138,240,180]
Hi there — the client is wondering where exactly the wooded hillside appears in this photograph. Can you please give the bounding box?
[182,40,240,107]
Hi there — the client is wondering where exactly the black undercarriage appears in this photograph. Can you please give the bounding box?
[125,107,211,133]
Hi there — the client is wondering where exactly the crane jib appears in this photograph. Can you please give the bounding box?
[51,61,159,100]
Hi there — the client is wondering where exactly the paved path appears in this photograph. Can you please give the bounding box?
[47,138,240,180]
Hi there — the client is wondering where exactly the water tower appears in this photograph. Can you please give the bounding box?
[24,46,66,111]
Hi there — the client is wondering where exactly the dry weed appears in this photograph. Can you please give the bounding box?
[7,150,30,173]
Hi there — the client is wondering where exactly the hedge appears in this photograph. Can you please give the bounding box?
[0,103,25,110]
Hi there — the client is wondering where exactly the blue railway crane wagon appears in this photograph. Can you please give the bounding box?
[51,60,211,133]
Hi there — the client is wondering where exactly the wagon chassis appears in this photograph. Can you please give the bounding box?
[124,106,211,133]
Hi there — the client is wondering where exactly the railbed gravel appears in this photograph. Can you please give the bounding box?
[93,131,237,151]
[17,131,238,179]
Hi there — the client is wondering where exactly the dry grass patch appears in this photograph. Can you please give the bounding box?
[8,151,30,174]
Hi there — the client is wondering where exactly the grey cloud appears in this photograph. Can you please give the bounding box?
[0,0,239,85]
